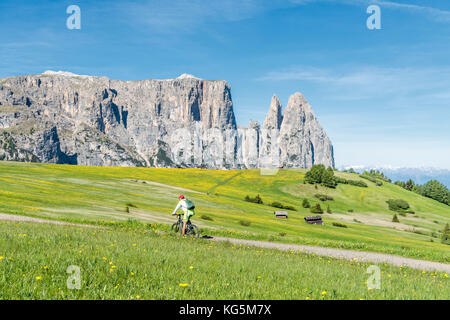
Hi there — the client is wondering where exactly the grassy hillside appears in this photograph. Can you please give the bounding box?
[0,161,449,262]
[0,220,448,300]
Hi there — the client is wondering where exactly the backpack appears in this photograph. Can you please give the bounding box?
[185,199,195,210]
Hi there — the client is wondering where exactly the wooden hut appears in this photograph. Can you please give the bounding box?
[274,211,288,219]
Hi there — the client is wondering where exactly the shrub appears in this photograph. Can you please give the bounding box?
[314,194,334,201]
[335,177,346,184]
[278,232,286,237]
[271,201,283,208]
[244,194,263,204]
[302,199,310,208]
[310,203,323,214]
[386,199,410,212]
[348,209,354,213]
[335,177,368,188]
[270,201,297,211]
[124,206,130,213]
[392,214,400,223]
[363,170,391,182]
[349,180,368,187]
[332,222,347,228]
[201,215,213,221]
[238,220,251,227]
[442,223,450,245]
[348,179,368,188]
[326,205,332,214]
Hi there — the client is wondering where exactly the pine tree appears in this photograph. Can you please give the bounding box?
[326,205,332,214]
[302,198,310,208]
[392,214,400,223]
[310,203,323,214]
[405,179,415,191]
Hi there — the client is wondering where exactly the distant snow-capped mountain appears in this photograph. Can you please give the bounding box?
[338,165,450,188]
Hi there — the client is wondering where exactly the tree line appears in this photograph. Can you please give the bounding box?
[395,179,449,206]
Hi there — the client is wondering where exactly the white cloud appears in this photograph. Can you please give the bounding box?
[104,0,450,38]
[290,0,450,22]
[119,0,290,32]
[258,65,450,103]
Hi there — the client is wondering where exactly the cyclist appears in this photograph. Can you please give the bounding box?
[172,195,195,235]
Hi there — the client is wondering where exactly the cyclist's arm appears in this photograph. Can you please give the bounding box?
[172,203,181,215]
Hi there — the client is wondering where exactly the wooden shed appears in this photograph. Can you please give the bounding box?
[304,215,324,225]
[274,211,288,219]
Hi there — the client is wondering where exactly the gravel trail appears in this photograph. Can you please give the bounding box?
[210,236,450,273]
[1,213,448,272]
[0,213,101,229]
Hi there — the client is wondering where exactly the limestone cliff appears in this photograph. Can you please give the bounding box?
[0,71,334,169]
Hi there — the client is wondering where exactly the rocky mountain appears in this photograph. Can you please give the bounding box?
[0,71,334,169]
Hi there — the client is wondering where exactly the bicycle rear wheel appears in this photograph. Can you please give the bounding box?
[188,224,199,238]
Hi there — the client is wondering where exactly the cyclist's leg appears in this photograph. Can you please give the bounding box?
[182,211,189,235]
[182,210,194,235]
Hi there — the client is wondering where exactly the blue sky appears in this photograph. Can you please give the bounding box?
[0,0,449,168]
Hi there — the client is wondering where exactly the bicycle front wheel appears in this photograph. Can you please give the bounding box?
[171,222,180,234]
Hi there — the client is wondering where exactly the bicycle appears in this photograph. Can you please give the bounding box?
[171,214,199,238]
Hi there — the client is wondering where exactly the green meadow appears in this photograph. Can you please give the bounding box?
[0,161,449,263]
[0,220,448,300]
[0,161,449,299]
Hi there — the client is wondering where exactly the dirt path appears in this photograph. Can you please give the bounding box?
[131,180,206,194]
[1,213,448,272]
[0,213,101,229]
[209,236,450,273]
[207,171,243,194]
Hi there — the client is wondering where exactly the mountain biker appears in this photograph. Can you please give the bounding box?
[172,195,195,235]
